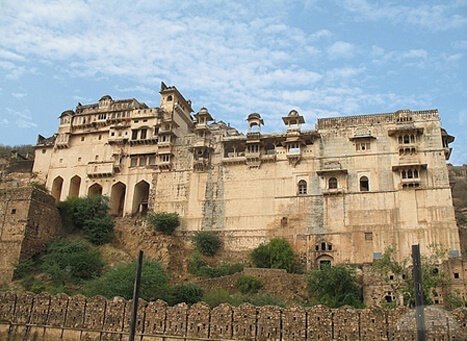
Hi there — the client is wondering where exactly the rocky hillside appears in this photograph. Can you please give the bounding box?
[448,165,467,257]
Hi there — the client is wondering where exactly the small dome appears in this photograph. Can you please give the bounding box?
[247,112,262,120]
[99,95,112,102]
[59,110,75,118]
[288,109,299,116]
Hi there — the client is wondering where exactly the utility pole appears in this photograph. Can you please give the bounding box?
[412,244,426,341]
[129,250,144,341]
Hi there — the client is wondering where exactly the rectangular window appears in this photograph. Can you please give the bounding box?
[139,156,147,166]
[131,130,138,140]
[130,157,138,167]
[149,156,157,165]
[140,129,147,140]
[98,134,102,140]
[365,232,373,240]
[81,136,85,141]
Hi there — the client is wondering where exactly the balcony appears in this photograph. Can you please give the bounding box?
[322,187,345,195]
[55,134,70,148]
[87,162,114,177]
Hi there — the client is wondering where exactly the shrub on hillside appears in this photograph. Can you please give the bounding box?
[171,283,204,305]
[202,288,243,308]
[250,238,300,273]
[236,275,263,294]
[147,212,180,235]
[83,215,115,245]
[192,231,221,256]
[58,196,115,244]
[13,258,36,280]
[188,252,244,278]
[40,239,104,284]
[307,265,363,308]
[84,260,171,302]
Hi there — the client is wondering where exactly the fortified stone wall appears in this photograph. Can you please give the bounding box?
[0,292,465,340]
[0,187,62,285]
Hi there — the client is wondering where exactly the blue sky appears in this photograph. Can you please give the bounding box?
[1,0,466,164]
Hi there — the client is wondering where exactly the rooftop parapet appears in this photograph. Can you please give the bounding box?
[317,109,439,130]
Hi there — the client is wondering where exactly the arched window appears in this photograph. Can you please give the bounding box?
[328,177,338,189]
[360,176,369,191]
[403,135,410,144]
[298,180,307,195]
[167,95,173,101]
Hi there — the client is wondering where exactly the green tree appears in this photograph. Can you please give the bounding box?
[372,245,449,307]
[84,260,171,302]
[192,231,221,256]
[147,212,180,235]
[171,283,204,305]
[250,238,299,273]
[307,265,363,308]
[40,239,104,284]
[58,196,115,244]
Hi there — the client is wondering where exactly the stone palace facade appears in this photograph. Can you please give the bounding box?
[33,83,461,268]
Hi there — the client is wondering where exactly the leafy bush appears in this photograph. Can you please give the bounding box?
[13,258,35,280]
[188,253,243,278]
[84,260,171,302]
[307,265,363,308]
[40,239,104,284]
[372,246,450,307]
[202,288,243,308]
[147,212,180,235]
[171,283,204,305]
[83,215,115,245]
[246,293,285,307]
[192,231,221,256]
[58,196,115,244]
[250,238,299,273]
[236,275,262,294]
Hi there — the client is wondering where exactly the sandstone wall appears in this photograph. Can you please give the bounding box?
[0,292,465,340]
[0,187,62,285]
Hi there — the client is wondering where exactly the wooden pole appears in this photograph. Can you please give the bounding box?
[129,250,144,341]
[412,244,426,341]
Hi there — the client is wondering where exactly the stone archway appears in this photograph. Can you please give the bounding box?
[51,176,64,202]
[316,254,334,270]
[132,180,150,215]
[110,182,126,217]
[68,175,81,198]
[88,183,103,197]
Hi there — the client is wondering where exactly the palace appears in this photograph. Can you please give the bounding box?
[33,83,461,268]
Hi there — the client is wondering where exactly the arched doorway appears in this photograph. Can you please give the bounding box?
[69,175,81,198]
[88,183,103,197]
[51,176,63,202]
[132,180,150,215]
[110,182,126,217]
[316,255,334,270]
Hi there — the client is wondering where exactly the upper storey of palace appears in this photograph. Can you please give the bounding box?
[35,82,455,167]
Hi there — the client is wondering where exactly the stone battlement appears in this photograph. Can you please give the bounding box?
[317,109,439,129]
[0,292,465,340]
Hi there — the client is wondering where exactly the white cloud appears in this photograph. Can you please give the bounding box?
[11,92,27,98]
[341,0,467,31]
[4,108,37,129]
[326,67,366,79]
[0,49,25,61]
[459,109,467,125]
[401,49,428,59]
[327,41,356,59]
